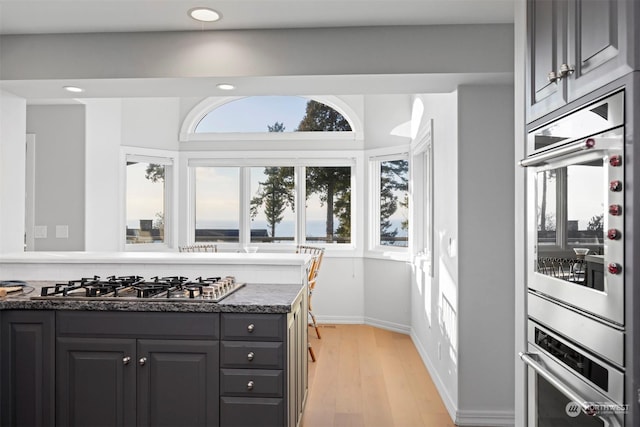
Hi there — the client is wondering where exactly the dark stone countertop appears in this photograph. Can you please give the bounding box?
[0,281,305,314]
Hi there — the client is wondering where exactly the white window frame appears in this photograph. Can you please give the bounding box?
[183,151,361,254]
[121,147,177,252]
[367,146,411,258]
[410,119,434,276]
[179,95,364,144]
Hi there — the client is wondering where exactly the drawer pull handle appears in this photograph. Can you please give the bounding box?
[247,380,255,391]
[123,356,131,365]
[247,352,255,361]
[247,323,255,333]
[139,357,147,366]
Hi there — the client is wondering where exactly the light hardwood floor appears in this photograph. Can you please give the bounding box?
[301,324,456,427]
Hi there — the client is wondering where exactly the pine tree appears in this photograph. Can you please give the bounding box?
[298,101,352,242]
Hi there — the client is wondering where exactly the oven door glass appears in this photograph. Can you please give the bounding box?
[535,157,605,288]
[536,376,606,427]
[528,129,624,325]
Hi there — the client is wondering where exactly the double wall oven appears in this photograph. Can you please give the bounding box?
[520,91,627,426]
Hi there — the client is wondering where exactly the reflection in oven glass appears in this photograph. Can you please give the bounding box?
[536,159,605,291]
[538,377,604,426]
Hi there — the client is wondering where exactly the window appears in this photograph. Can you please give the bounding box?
[194,167,241,243]
[189,161,354,247]
[306,166,351,244]
[369,153,409,249]
[194,96,352,133]
[250,166,295,243]
[125,156,172,246]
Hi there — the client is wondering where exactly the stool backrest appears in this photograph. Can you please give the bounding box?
[296,245,324,288]
[179,244,218,253]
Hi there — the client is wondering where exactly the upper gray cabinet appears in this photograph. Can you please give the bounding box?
[526,0,638,123]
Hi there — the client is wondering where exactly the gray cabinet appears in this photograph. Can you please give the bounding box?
[0,310,55,427]
[220,309,306,427]
[527,0,637,123]
[56,337,136,426]
[56,311,220,427]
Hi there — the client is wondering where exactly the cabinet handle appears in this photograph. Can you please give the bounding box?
[139,357,147,366]
[558,63,574,78]
[123,356,131,365]
[547,71,560,83]
[247,323,255,333]
[247,380,254,391]
[247,351,255,361]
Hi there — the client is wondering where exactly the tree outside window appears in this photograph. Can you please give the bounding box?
[379,159,409,247]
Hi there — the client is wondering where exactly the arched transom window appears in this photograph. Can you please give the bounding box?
[179,95,362,141]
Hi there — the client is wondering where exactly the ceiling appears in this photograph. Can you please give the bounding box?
[0,0,514,35]
[0,0,515,102]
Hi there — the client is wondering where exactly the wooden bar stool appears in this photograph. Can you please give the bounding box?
[296,245,324,362]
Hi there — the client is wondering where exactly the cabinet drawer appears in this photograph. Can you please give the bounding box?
[220,396,284,427]
[221,341,284,369]
[220,368,283,397]
[57,311,219,339]
[221,314,284,341]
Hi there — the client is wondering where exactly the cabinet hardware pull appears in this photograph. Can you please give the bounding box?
[247,352,255,361]
[123,356,131,365]
[247,323,255,333]
[247,380,254,390]
[139,357,147,366]
[558,63,575,77]
[547,71,560,83]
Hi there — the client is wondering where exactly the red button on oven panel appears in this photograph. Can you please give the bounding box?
[609,155,623,167]
[609,180,623,192]
[607,229,621,240]
[609,204,622,216]
[608,263,621,275]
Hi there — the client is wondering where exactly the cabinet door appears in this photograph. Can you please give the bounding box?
[137,340,219,427]
[56,337,136,427]
[1,311,55,427]
[527,0,568,123]
[567,0,632,101]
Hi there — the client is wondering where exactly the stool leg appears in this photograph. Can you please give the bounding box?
[309,311,321,339]
[308,343,316,362]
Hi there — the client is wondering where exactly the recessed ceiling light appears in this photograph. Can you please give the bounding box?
[189,7,221,22]
[63,86,84,93]
[217,83,235,91]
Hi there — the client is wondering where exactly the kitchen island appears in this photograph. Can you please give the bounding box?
[0,280,308,427]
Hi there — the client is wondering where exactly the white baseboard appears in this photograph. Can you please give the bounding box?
[314,315,364,325]
[455,409,515,426]
[409,329,458,422]
[363,316,411,334]
[409,329,515,427]
[315,315,410,335]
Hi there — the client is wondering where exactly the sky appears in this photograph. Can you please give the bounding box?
[195,96,309,133]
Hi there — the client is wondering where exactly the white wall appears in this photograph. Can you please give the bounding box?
[312,257,365,325]
[410,85,516,426]
[364,94,413,149]
[456,84,515,425]
[26,105,86,251]
[84,99,122,251]
[0,91,27,253]
[121,98,180,150]
[410,91,460,416]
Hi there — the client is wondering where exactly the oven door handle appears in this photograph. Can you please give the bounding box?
[519,352,600,416]
[519,138,602,167]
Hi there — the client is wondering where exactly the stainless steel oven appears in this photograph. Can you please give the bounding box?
[521,317,625,427]
[522,91,625,326]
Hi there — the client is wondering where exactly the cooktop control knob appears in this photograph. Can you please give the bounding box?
[607,229,621,240]
[609,204,622,216]
[609,155,623,167]
[608,263,621,275]
[610,180,623,192]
